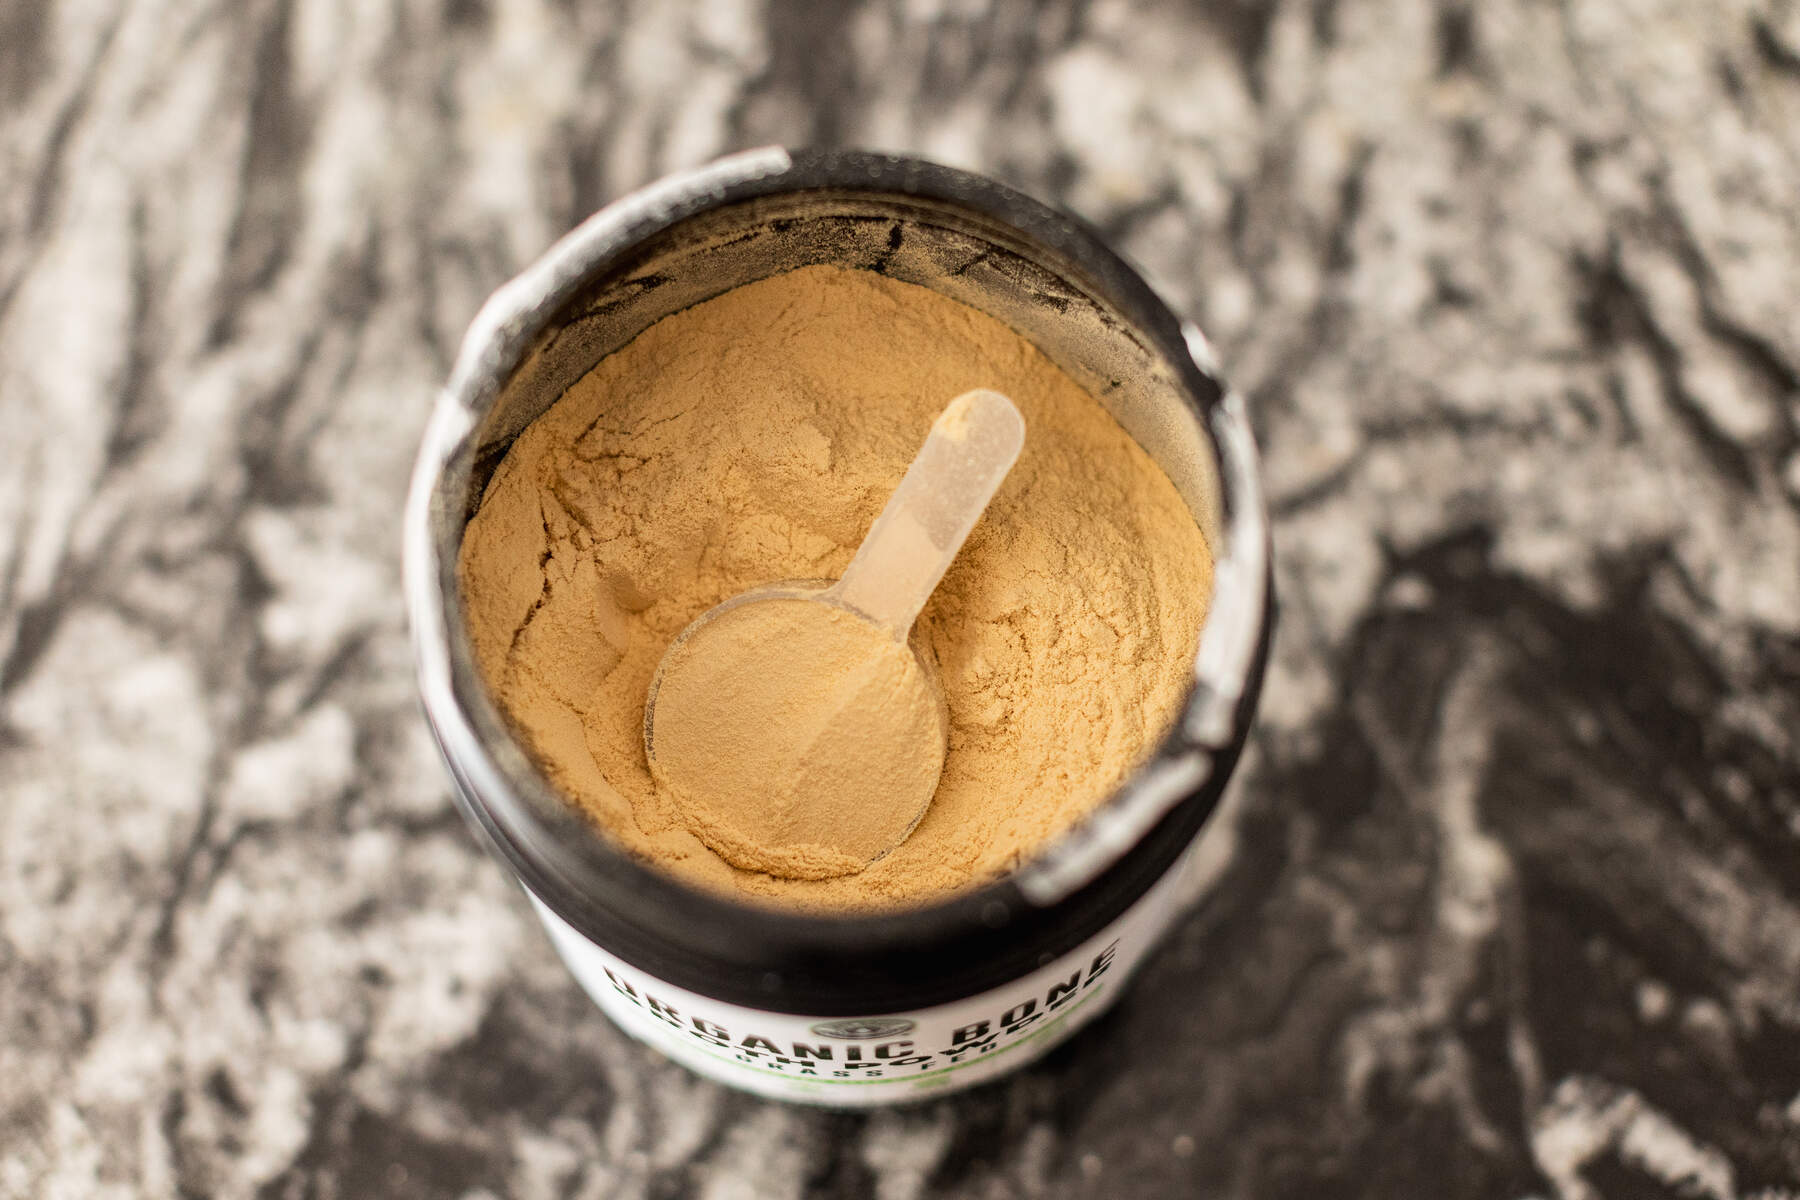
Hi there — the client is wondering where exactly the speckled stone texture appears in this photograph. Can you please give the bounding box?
[3,0,1798,1196]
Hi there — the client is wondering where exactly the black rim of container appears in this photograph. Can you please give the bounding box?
[411,148,1270,1016]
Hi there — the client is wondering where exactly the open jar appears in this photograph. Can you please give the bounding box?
[404,148,1270,1105]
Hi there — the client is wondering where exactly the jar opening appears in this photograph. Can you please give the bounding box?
[404,148,1269,1012]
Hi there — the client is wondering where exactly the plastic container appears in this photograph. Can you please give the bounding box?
[404,148,1271,1105]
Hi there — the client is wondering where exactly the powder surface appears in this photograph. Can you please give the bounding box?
[647,596,945,880]
[457,264,1212,911]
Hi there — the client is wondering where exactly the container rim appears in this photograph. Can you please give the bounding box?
[402,147,1271,1014]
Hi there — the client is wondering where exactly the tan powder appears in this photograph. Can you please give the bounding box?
[647,596,945,880]
[457,264,1212,911]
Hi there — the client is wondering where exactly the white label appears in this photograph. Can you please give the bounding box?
[527,855,1191,1105]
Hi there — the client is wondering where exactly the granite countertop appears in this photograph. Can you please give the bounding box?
[4,0,1799,1196]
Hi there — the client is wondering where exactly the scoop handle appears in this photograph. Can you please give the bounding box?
[829,389,1025,638]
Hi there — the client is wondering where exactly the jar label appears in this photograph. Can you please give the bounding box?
[526,855,1193,1105]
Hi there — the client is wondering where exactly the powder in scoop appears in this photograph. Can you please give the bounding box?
[647,597,945,879]
[457,264,1212,911]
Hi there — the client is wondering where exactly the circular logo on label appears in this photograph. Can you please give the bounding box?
[808,1017,916,1040]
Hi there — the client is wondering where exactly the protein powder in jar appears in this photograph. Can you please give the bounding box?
[404,147,1271,1105]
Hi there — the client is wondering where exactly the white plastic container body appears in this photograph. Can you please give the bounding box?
[529,845,1197,1106]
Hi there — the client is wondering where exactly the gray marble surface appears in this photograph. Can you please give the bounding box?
[4,0,1800,1196]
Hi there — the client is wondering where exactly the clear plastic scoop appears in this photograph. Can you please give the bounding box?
[831,387,1027,639]
[643,389,1026,877]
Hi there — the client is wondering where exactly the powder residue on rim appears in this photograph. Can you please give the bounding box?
[457,264,1213,911]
